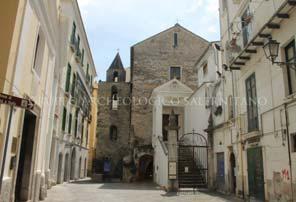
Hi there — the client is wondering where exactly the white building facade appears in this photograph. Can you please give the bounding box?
[216,0,296,201]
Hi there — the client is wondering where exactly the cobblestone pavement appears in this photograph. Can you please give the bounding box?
[44,179,243,202]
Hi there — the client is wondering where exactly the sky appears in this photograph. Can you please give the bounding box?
[77,0,220,81]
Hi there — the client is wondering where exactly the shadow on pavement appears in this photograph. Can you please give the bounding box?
[97,181,161,191]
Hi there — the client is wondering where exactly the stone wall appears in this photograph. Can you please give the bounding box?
[96,82,131,176]
[131,24,209,145]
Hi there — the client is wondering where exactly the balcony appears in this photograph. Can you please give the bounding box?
[225,0,296,70]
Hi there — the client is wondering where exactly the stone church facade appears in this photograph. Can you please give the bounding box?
[95,24,209,180]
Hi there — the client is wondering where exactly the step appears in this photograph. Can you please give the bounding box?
[179,184,207,188]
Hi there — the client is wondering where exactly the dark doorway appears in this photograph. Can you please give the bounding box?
[78,157,82,179]
[70,149,76,180]
[216,152,225,191]
[57,153,63,184]
[138,155,153,180]
[64,153,69,182]
[230,152,236,193]
[15,110,37,202]
[247,147,265,201]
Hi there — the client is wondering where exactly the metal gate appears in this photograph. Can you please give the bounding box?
[178,130,208,189]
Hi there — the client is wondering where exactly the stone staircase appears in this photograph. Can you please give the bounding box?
[178,147,207,189]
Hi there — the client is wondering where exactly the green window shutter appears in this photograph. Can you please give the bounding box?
[71,73,76,96]
[81,49,84,65]
[65,63,71,92]
[62,107,67,131]
[68,113,72,134]
[71,22,76,43]
[75,108,79,137]
[246,73,258,132]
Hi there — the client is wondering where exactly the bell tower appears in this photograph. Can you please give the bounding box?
[106,53,126,82]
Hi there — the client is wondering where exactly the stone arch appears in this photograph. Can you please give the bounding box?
[138,154,153,180]
[113,71,119,82]
[57,153,63,184]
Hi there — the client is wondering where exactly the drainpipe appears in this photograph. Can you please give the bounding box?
[284,103,294,201]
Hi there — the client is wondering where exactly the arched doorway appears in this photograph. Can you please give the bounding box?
[84,158,87,177]
[138,155,153,180]
[70,148,76,180]
[78,157,82,179]
[230,152,236,193]
[64,153,69,182]
[57,153,63,184]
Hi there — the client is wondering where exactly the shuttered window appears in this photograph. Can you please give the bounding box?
[81,49,84,66]
[71,73,76,96]
[65,63,71,92]
[68,113,72,134]
[71,22,76,43]
[62,107,67,131]
[246,73,258,132]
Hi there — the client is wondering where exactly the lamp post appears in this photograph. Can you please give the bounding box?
[263,37,296,70]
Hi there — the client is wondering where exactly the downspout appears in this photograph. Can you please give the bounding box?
[284,103,294,201]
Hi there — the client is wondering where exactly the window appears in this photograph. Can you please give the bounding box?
[170,67,181,80]
[62,107,67,131]
[111,86,118,110]
[71,73,76,96]
[291,133,296,152]
[77,35,80,50]
[285,40,296,94]
[71,22,76,43]
[81,49,84,65]
[174,33,178,47]
[110,125,118,141]
[74,108,79,137]
[33,32,45,76]
[68,113,72,134]
[81,117,84,145]
[241,7,252,47]
[65,63,72,93]
[203,63,208,76]
[246,73,258,132]
[113,71,119,82]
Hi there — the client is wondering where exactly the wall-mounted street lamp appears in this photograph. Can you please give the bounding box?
[263,37,296,70]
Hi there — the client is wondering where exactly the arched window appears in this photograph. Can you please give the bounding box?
[113,71,119,82]
[111,86,118,110]
[110,125,118,141]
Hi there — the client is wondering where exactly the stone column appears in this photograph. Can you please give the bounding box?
[167,110,180,192]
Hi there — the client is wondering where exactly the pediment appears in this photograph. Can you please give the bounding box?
[152,79,193,97]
